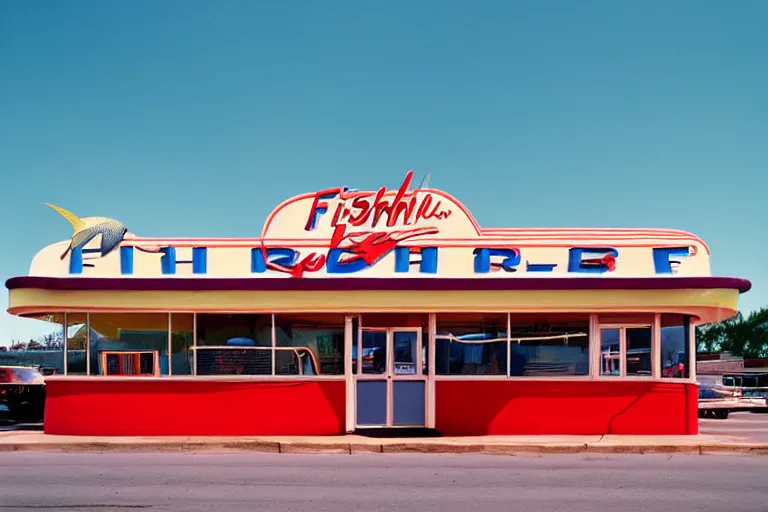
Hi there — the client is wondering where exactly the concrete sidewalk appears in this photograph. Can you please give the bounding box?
[1,431,768,455]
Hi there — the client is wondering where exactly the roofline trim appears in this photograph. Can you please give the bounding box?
[5,276,752,294]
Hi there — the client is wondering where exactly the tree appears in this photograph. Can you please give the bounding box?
[38,331,64,350]
[3,330,65,352]
[26,339,44,351]
[696,321,726,353]
[697,307,768,358]
[9,340,27,351]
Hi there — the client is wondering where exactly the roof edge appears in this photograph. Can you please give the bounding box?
[5,276,753,294]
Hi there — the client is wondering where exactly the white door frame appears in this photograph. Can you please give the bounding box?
[348,324,428,429]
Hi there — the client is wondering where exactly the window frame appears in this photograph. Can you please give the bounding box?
[435,312,593,380]
[62,311,346,381]
[659,314,693,380]
[597,322,654,379]
[434,313,511,379]
[54,310,696,383]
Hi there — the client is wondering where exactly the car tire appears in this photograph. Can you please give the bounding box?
[714,410,729,420]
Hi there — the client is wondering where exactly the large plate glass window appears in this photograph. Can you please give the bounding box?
[509,314,590,376]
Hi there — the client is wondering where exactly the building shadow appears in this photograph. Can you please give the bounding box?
[353,428,443,438]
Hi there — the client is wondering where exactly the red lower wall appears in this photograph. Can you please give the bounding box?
[44,379,346,436]
[45,378,697,436]
[436,380,698,435]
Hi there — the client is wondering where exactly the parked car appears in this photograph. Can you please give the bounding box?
[0,366,46,422]
[697,383,741,419]
[718,372,768,414]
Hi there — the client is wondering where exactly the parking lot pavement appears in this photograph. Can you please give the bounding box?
[699,411,768,442]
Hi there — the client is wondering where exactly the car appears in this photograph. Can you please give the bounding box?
[697,383,742,419]
[0,366,46,423]
[717,372,768,414]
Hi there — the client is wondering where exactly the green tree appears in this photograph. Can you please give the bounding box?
[696,320,726,353]
[697,307,768,358]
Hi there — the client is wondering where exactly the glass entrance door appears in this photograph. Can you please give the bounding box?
[354,328,426,428]
[390,329,426,426]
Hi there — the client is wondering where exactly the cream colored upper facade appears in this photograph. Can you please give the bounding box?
[7,171,747,325]
[25,171,711,280]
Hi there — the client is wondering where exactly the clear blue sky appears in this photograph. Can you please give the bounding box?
[1,0,766,344]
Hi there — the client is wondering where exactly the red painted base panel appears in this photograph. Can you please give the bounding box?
[435,380,698,435]
[43,380,346,436]
[44,379,697,436]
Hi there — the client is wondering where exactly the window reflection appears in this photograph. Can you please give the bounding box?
[661,315,690,378]
[65,314,87,375]
[360,331,387,374]
[435,313,507,376]
[626,327,652,377]
[351,317,359,374]
[89,313,169,376]
[274,314,345,376]
[510,314,590,376]
[393,331,417,375]
[170,314,193,375]
[600,328,620,376]
[195,314,272,375]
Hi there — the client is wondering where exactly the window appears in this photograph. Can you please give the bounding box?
[661,314,690,378]
[195,314,273,376]
[435,313,507,376]
[65,314,87,375]
[102,351,158,376]
[599,317,653,377]
[274,314,345,376]
[626,327,652,376]
[170,313,194,376]
[360,330,387,375]
[600,328,620,376]
[509,314,590,376]
[358,314,429,375]
[89,313,169,376]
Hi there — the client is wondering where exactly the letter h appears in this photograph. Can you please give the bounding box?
[394,247,438,274]
[160,247,207,275]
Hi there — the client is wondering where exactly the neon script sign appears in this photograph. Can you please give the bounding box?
[258,171,452,277]
[304,170,451,231]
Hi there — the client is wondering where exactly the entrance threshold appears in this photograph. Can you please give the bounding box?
[353,427,442,438]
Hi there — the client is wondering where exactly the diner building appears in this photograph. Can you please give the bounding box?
[5,171,750,436]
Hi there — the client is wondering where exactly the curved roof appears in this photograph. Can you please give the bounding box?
[5,276,752,293]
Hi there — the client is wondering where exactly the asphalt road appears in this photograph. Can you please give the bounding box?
[1,452,767,512]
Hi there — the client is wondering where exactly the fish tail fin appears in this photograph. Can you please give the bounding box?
[44,203,87,233]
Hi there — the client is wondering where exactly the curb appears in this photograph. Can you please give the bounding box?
[698,444,768,456]
[584,444,702,455]
[1,441,768,455]
[379,442,589,455]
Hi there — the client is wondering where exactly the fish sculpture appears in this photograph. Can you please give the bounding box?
[45,203,128,260]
